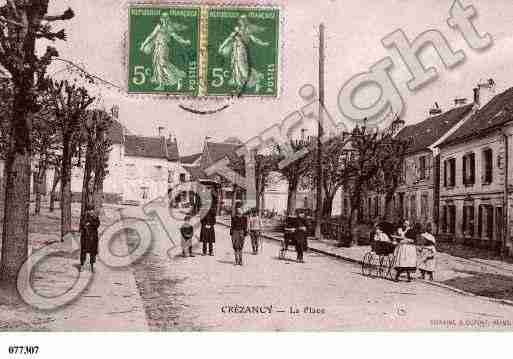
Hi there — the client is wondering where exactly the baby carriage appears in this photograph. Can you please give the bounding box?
[361,222,398,279]
[279,216,298,260]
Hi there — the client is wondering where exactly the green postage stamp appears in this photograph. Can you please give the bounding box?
[127,4,280,97]
[128,6,200,96]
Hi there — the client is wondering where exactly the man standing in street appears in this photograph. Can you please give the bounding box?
[200,206,216,256]
[295,211,308,263]
[80,204,100,272]
[248,209,263,254]
[230,206,248,265]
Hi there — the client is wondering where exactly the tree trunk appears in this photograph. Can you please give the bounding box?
[384,192,394,222]
[0,151,31,282]
[93,181,104,214]
[286,178,298,217]
[349,206,360,247]
[231,185,237,216]
[322,192,335,217]
[34,159,47,215]
[60,138,73,240]
[1,80,34,282]
[49,170,60,213]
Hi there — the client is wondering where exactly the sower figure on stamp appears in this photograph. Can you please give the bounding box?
[200,206,216,256]
[80,204,100,272]
[295,211,308,263]
[230,206,248,266]
[248,209,263,255]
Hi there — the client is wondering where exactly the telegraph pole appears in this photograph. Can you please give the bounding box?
[314,23,325,240]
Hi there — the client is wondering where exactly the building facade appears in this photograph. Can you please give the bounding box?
[437,88,513,254]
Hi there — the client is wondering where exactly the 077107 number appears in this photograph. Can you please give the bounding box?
[8,346,39,355]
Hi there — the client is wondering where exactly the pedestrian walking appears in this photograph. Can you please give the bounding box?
[180,215,195,257]
[418,230,436,281]
[295,211,308,263]
[248,209,263,254]
[200,207,216,256]
[80,204,100,272]
[230,206,248,265]
[393,220,417,282]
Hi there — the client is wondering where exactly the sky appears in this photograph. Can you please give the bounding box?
[41,0,513,155]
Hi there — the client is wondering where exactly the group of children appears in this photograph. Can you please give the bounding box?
[374,220,437,282]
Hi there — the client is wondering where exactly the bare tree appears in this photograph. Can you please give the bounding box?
[272,139,311,217]
[32,107,60,215]
[0,1,74,280]
[47,80,94,240]
[341,119,408,246]
[80,109,112,221]
[229,150,278,214]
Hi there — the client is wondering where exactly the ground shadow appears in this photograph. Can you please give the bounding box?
[437,242,513,264]
[441,269,513,301]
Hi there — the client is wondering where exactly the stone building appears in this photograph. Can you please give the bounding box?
[436,87,513,253]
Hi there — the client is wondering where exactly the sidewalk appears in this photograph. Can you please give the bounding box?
[217,217,513,305]
[0,204,148,331]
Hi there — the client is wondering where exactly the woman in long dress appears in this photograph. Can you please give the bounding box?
[218,15,270,93]
[393,220,418,282]
[140,12,191,91]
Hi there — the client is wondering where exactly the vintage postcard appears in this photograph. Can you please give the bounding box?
[2,0,513,354]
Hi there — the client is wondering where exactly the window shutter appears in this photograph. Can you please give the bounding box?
[478,205,483,237]
[451,159,456,187]
[470,153,475,184]
[427,156,432,180]
[443,160,447,187]
[462,155,467,185]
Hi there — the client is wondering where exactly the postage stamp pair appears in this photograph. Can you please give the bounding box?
[127,5,280,97]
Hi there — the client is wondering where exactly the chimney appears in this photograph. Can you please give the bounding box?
[474,78,496,109]
[428,102,442,117]
[473,87,480,108]
[454,98,468,107]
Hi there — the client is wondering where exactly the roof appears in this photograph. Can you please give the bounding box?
[106,120,125,144]
[184,165,206,181]
[442,87,513,146]
[396,104,473,154]
[167,140,180,161]
[125,135,180,160]
[201,141,241,169]
[180,153,202,164]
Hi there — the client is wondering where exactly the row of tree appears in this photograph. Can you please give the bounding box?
[229,117,411,244]
[0,1,113,282]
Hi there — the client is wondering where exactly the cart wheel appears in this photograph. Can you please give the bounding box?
[378,255,386,278]
[361,252,374,276]
[385,254,396,280]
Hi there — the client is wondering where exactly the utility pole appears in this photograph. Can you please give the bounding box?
[314,23,325,240]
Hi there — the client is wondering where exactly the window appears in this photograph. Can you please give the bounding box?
[374,196,379,218]
[343,198,348,217]
[179,173,186,182]
[410,194,417,221]
[478,205,494,239]
[482,149,493,184]
[126,163,137,179]
[367,198,372,219]
[441,206,447,233]
[462,152,475,186]
[140,187,149,200]
[441,205,456,234]
[420,193,429,221]
[419,156,427,180]
[462,205,475,236]
[444,158,456,187]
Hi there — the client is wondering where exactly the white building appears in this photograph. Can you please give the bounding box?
[30,121,190,205]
